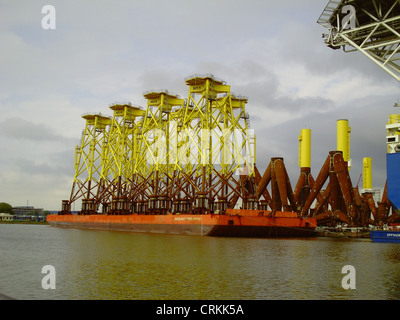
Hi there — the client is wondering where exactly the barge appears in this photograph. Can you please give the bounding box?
[47,209,317,238]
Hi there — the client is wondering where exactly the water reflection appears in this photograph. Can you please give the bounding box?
[0,224,399,300]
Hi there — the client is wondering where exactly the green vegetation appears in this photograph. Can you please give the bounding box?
[0,202,13,214]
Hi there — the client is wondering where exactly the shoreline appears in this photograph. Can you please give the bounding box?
[0,220,49,225]
[0,220,372,239]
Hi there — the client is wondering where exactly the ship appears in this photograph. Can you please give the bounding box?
[49,74,399,237]
[370,123,400,243]
[370,227,400,243]
[47,75,320,238]
[47,209,316,237]
[369,114,400,243]
[370,226,400,243]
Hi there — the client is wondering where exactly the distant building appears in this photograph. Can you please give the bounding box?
[12,206,44,216]
[0,213,13,221]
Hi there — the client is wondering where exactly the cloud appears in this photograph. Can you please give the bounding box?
[0,117,69,141]
[0,0,397,210]
[0,116,76,208]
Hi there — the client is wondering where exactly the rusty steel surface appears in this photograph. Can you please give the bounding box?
[60,146,397,227]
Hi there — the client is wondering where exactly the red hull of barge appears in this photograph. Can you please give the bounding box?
[47,209,316,238]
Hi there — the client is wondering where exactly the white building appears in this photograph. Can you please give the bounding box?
[0,213,13,221]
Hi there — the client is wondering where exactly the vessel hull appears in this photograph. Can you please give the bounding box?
[47,212,316,238]
[387,153,400,215]
[370,230,400,243]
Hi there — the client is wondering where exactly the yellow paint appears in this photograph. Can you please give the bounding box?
[387,114,400,153]
[70,114,111,203]
[388,114,400,124]
[182,75,254,176]
[363,157,372,190]
[68,76,256,208]
[337,119,351,169]
[298,129,311,168]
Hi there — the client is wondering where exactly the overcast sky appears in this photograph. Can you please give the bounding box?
[1,0,399,211]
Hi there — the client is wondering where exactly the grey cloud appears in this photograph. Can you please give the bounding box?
[0,147,74,178]
[276,15,398,83]
[272,95,334,113]
[0,0,395,209]
[0,117,69,142]
[253,92,395,192]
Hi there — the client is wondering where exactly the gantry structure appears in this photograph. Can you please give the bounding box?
[318,0,400,82]
[317,0,400,225]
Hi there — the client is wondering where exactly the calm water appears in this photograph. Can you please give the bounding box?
[0,223,399,300]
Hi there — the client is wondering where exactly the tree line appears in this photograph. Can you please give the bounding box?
[0,202,51,216]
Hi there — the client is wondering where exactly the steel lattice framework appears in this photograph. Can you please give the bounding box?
[68,113,111,214]
[318,0,400,82]
[61,75,257,215]
[97,103,144,214]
